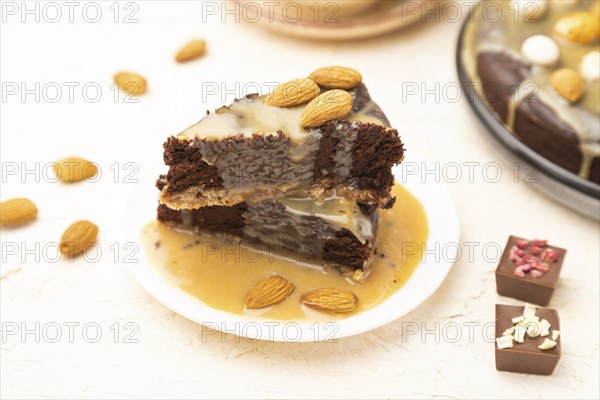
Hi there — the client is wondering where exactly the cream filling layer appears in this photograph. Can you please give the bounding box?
[278,194,372,244]
[177,95,385,143]
[179,99,310,143]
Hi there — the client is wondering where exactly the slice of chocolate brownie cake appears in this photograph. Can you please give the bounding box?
[156,67,404,281]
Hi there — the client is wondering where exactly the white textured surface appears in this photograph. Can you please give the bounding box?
[1,2,598,399]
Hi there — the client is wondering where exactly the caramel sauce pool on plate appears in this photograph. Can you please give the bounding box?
[141,183,428,320]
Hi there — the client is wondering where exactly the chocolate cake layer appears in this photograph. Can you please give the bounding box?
[159,84,404,210]
[478,51,600,184]
[156,198,377,278]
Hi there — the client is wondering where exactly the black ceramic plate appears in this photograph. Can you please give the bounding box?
[456,13,600,220]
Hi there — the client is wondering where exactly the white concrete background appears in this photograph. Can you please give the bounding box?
[1,1,598,399]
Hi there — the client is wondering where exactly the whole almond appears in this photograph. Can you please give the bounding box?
[60,220,99,257]
[551,68,585,102]
[0,198,38,225]
[114,71,147,95]
[309,66,362,90]
[592,1,600,17]
[301,288,358,314]
[264,78,320,107]
[54,157,98,183]
[300,89,353,127]
[245,275,295,309]
[554,12,600,44]
[175,40,206,63]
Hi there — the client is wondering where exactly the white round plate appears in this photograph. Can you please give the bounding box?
[124,150,460,342]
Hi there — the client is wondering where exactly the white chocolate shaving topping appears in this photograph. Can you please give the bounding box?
[496,336,514,349]
[497,304,560,351]
[538,338,557,350]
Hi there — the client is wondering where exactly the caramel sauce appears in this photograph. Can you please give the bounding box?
[141,184,428,321]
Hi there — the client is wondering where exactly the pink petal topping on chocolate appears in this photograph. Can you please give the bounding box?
[530,269,544,278]
[537,263,550,273]
[511,239,556,279]
[541,248,558,262]
[530,245,542,255]
[516,257,525,266]
[509,246,519,261]
[523,255,540,265]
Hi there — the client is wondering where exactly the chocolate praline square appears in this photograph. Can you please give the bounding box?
[495,236,566,306]
[495,304,561,375]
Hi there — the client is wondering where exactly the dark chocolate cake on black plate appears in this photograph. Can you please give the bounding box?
[462,0,600,184]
